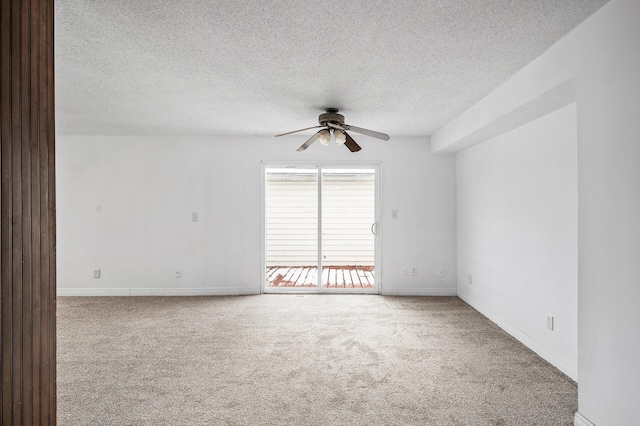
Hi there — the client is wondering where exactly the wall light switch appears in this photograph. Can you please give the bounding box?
[175,269,182,278]
[391,210,399,220]
[95,204,101,213]
[93,269,101,278]
[412,268,418,276]
[192,212,198,222]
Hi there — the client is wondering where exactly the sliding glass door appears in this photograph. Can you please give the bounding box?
[263,164,379,293]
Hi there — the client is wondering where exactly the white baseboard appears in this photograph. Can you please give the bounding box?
[457,293,578,381]
[575,412,595,426]
[129,287,259,296]
[382,287,457,296]
[59,287,458,297]
[57,288,132,296]
[58,287,260,296]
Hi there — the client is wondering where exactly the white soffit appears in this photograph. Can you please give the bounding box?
[55,0,609,137]
[431,79,577,153]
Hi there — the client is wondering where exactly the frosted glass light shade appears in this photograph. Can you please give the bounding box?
[318,129,331,146]
[335,130,347,145]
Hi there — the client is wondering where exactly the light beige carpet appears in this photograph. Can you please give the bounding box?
[57,295,577,425]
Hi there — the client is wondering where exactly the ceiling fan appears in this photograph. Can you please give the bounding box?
[275,108,390,152]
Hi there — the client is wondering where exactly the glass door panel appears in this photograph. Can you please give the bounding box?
[321,169,376,290]
[265,168,318,290]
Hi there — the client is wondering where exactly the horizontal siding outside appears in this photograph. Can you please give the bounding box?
[265,170,374,267]
[322,172,374,266]
[266,171,317,266]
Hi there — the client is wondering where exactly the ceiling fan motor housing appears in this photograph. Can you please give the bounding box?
[319,108,344,126]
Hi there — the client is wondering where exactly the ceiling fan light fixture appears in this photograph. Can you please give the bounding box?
[276,108,390,153]
[318,129,331,146]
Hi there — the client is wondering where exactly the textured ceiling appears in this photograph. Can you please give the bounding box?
[55,0,609,137]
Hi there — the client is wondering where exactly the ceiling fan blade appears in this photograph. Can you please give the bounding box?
[297,131,322,152]
[343,124,390,141]
[343,132,362,152]
[275,125,322,137]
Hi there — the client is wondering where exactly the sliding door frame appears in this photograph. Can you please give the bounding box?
[261,161,382,294]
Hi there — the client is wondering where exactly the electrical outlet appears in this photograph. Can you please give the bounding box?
[94,204,101,213]
[468,274,473,285]
[546,315,554,331]
[411,268,418,276]
[438,268,444,278]
[93,269,101,278]
[175,269,182,278]
[402,267,408,276]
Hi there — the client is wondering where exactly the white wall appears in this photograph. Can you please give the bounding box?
[456,104,578,380]
[433,0,640,423]
[56,135,457,296]
[575,1,640,423]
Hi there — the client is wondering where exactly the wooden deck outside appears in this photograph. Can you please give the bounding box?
[266,266,375,289]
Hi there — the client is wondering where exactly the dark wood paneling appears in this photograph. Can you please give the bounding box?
[1,0,56,424]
